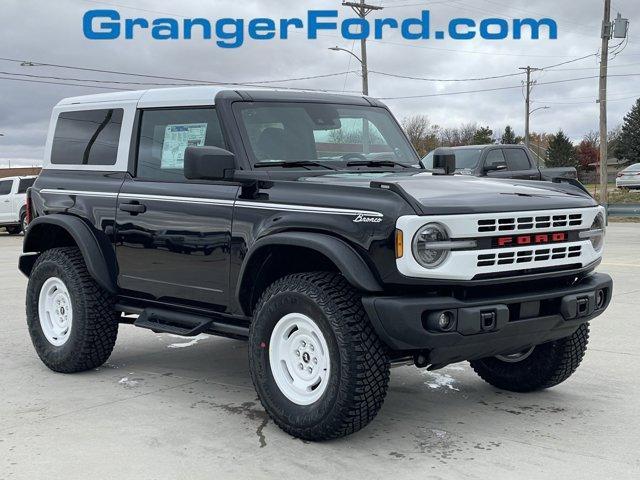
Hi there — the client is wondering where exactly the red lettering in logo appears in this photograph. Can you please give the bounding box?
[552,232,566,242]
[517,236,531,245]
[497,237,512,246]
[535,234,549,244]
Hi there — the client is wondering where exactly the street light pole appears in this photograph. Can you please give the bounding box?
[528,107,550,166]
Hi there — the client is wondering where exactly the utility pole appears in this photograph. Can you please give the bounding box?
[598,0,611,207]
[519,66,540,152]
[341,0,382,96]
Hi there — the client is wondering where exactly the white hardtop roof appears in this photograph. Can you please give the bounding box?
[56,85,232,108]
[54,85,371,109]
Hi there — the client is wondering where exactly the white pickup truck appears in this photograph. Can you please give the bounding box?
[0,176,36,234]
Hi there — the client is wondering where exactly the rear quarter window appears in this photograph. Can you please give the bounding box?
[504,149,532,171]
[51,109,123,165]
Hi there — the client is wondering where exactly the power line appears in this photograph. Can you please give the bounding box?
[539,53,599,70]
[0,71,190,87]
[531,94,640,105]
[378,73,640,100]
[0,75,131,91]
[0,57,356,86]
[370,69,523,82]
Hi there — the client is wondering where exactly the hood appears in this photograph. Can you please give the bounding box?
[300,171,596,214]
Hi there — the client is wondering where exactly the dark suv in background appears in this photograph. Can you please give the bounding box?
[422,144,577,181]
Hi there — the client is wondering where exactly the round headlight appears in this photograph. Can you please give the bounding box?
[412,223,449,268]
[590,212,605,251]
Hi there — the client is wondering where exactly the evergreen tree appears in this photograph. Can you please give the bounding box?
[547,130,577,168]
[618,98,640,163]
[472,126,493,144]
[501,125,517,144]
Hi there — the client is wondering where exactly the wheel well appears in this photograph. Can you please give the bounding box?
[240,245,340,316]
[24,223,76,253]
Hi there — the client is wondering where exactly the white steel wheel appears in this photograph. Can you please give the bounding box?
[269,313,331,406]
[38,277,73,346]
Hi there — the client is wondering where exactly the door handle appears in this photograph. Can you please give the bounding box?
[119,202,146,214]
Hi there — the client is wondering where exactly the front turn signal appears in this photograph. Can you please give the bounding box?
[395,229,404,258]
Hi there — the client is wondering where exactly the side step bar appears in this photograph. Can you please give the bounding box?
[132,308,249,339]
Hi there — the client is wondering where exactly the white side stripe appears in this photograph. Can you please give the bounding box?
[119,193,234,207]
[39,189,383,218]
[40,189,118,198]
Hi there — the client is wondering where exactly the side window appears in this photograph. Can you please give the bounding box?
[51,109,123,165]
[485,149,506,168]
[504,148,532,171]
[0,180,12,195]
[17,178,36,194]
[136,108,225,182]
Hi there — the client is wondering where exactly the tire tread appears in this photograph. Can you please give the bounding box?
[250,272,390,440]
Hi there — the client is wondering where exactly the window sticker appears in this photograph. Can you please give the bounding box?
[161,123,208,169]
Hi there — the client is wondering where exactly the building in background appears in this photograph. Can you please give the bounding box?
[0,167,41,179]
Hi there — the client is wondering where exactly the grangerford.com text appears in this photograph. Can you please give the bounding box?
[83,9,558,48]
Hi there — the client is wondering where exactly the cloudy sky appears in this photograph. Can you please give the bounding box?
[1,0,638,167]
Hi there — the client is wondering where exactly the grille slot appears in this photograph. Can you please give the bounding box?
[477,213,583,233]
[477,245,582,267]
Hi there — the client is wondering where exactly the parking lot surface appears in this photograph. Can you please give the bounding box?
[1,224,639,480]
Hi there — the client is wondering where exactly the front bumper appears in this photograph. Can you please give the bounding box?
[362,272,612,366]
[616,178,640,188]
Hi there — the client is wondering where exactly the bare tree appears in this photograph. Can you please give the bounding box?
[401,115,439,156]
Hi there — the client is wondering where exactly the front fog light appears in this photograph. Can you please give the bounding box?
[579,212,605,251]
[412,223,449,268]
[437,311,454,330]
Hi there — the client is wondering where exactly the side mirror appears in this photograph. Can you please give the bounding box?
[432,147,456,175]
[484,163,507,173]
[184,146,237,181]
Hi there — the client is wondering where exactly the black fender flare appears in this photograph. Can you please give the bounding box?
[236,231,383,307]
[20,214,117,294]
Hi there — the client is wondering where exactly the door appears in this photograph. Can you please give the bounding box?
[115,107,239,308]
[485,148,539,180]
[0,180,14,223]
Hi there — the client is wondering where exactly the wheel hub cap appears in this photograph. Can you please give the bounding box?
[38,277,73,346]
[269,313,331,405]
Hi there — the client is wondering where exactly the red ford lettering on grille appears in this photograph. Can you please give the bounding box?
[495,232,566,248]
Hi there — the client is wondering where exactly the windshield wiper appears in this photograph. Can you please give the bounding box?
[346,159,412,169]
[254,160,337,170]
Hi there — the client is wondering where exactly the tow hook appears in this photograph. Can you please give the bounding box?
[413,352,429,368]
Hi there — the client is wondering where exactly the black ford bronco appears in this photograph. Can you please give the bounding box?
[20,87,612,441]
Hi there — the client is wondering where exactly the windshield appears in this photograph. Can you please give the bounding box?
[624,163,640,172]
[234,102,419,169]
[422,148,483,170]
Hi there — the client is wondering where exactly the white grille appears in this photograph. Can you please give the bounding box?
[477,245,582,267]
[477,213,582,232]
[395,206,605,281]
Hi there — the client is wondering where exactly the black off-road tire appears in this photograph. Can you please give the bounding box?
[470,324,590,392]
[249,272,390,441]
[26,247,119,373]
